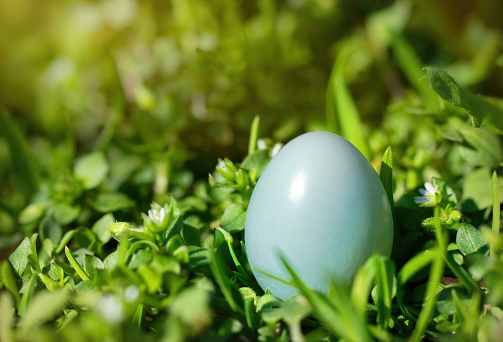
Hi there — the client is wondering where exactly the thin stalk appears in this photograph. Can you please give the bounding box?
[410,206,445,342]
[248,115,260,155]
[492,170,500,256]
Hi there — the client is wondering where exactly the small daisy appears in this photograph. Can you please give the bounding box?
[414,182,440,207]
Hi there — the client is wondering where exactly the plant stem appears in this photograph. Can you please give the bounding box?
[248,115,260,155]
[410,206,445,342]
[492,170,500,256]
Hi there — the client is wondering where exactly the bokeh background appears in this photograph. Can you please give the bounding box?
[1,0,503,243]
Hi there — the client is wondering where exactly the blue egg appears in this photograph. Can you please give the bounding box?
[244,131,393,300]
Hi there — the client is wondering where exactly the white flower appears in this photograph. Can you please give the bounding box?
[257,139,267,150]
[99,294,124,324]
[270,143,282,158]
[148,207,166,225]
[414,182,440,207]
[124,285,140,303]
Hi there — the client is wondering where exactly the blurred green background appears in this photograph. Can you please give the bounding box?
[1,0,503,241]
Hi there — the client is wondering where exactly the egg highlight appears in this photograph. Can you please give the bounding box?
[244,131,393,300]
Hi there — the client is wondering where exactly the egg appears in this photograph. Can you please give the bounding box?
[244,131,393,300]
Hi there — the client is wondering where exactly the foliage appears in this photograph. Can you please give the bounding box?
[2,0,503,341]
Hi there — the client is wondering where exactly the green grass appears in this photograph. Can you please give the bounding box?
[2,1,503,341]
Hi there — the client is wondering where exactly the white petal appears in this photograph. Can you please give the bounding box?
[271,143,282,158]
[425,182,436,194]
[419,188,427,196]
[414,196,427,204]
[99,295,124,324]
[257,139,267,150]
[125,285,140,303]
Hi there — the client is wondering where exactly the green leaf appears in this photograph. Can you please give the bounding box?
[40,215,62,246]
[89,192,135,213]
[18,288,69,336]
[220,203,246,233]
[91,213,115,243]
[84,255,105,280]
[0,291,15,342]
[262,296,311,340]
[74,151,109,190]
[103,251,118,272]
[436,285,470,315]
[8,236,32,277]
[56,310,78,333]
[1,261,20,304]
[461,168,503,212]
[187,246,211,269]
[128,248,153,269]
[18,203,45,225]
[74,280,98,293]
[449,118,502,168]
[456,223,488,255]
[38,273,61,291]
[138,264,162,294]
[425,66,503,129]
[241,149,270,177]
[18,275,37,316]
[169,283,212,331]
[49,202,81,226]
[181,222,201,246]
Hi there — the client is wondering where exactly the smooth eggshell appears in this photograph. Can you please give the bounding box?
[245,131,393,300]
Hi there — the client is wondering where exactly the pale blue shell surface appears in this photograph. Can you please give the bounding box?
[244,131,393,300]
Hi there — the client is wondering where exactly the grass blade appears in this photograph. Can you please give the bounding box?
[1,261,20,305]
[375,258,395,329]
[0,107,39,197]
[350,256,378,322]
[379,147,394,206]
[95,59,125,151]
[0,291,14,342]
[64,246,90,281]
[208,248,242,314]
[248,115,260,155]
[396,251,435,318]
[443,252,480,293]
[18,275,36,317]
[132,304,143,327]
[330,47,370,159]
[492,170,500,256]
[325,72,338,133]
[279,255,371,342]
[410,206,445,342]
[379,147,401,260]
[388,31,439,112]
